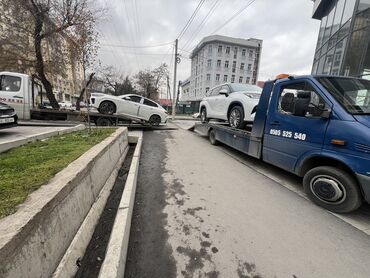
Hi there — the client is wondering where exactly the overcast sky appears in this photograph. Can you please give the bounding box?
[97,0,320,86]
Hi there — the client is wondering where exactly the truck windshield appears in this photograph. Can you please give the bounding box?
[0,75,22,92]
[317,77,370,114]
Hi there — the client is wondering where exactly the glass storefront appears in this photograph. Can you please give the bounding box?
[312,0,370,78]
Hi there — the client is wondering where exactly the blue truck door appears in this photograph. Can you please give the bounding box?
[263,79,331,173]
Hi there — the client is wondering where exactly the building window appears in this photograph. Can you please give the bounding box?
[232,61,236,73]
[205,87,210,94]
[225,60,229,68]
[216,74,220,81]
[223,75,228,82]
[234,47,238,59]
[240,63,245,70]
[242,49,246,56]
[208,45,213,54]
[239,76,243,83]
[206,74,211,81]
[246,77,250,83]
[217,60,221,67]
[231,75,235,83]
[207,59,212,67]
[249,50,253,58]
[226,46,230,54]
[218,45,222,53]
[247,64,252,71]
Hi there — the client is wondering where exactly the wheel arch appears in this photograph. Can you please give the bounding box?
[298,155,355,178]
[149,113,162,123]
[227,101,244,117]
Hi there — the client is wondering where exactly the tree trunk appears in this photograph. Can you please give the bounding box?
[76,72,95,111]
[33,12,59,109]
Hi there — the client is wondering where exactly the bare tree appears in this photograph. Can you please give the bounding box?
[10,0,99,109]
[135,63,168,100]
[72,20,99,111]
[101,66,126,96]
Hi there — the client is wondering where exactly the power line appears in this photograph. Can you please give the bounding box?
[211,0,257,34]
[100,42,173,48]
[99,48,173,55]
[182,0,221,51]
[177,0,206,40]
[122,0,141,68]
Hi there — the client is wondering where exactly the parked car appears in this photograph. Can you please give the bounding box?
[58,101,75,111]
[199,83,262,129]
[0,102,17,129]
[38,101,53,110]
[90,93,168,126]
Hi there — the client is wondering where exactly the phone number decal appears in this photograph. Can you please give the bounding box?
[0,97,23,104]
[269,129,306,141]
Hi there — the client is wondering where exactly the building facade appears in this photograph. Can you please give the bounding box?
[0,0,84,103]
[181,35,262,109]
[312,0,370,77]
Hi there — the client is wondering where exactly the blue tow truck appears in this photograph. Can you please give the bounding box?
[194,74,370,213]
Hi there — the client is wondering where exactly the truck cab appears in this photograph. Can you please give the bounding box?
[195,74,370,213]
[0,72,39,120]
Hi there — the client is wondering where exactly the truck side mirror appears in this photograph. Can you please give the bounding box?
[321,108,332,119]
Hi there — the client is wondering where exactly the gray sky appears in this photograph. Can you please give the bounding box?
[97,0,320,86]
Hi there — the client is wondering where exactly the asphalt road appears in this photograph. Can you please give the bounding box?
[125,124,370,278]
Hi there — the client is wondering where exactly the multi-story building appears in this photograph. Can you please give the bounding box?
[0,0,84,103]
[181,35,262,110]
[311,0,370,77]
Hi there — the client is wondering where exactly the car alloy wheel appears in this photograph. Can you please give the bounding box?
[229,107,242,128]
[99,102,115,115]
[149,115,161,126]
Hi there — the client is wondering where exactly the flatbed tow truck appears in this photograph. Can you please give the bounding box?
[0,71,156,127]
[194,74,370,213]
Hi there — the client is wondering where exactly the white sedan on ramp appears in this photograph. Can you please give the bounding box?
[90,93,168,126]
[199,83,262,129]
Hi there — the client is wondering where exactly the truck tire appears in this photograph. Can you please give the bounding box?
[200,108,208,123]
[228,106,246,129]
[96,117,113,126]
[209,129,218,145]
[303,166,362,213]
[99,101,116,115]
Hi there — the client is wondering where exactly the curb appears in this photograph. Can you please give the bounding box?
[98,134,143,278]
[0,124,85,153]
[0,128,128,278]
[52,144,129,277]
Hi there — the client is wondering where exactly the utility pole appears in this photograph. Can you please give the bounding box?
[172,39,178,120]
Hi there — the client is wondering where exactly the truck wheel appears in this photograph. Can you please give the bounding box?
[96,117,113,126]
[149,115,161,126]
[303,166,362,213]
[99,101,116,115]
[200,108,208,123]
[228,106,246,129]
[209,129,218,145]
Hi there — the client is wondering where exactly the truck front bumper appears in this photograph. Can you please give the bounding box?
[356,173,370,204]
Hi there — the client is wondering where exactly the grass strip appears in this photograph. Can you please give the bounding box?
[0,128,116,218]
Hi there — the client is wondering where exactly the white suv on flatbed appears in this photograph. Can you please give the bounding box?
[199,83,262,129]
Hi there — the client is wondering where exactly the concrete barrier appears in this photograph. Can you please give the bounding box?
[0,127,129,278]
[0,124,85,153]
[98,133,143,278]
